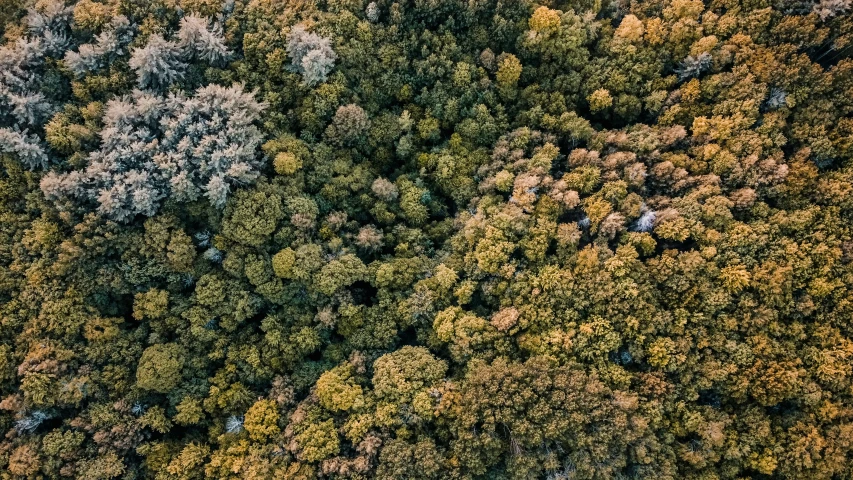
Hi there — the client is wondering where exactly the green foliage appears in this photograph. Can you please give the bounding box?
[293,419,340,462]
[315,364,363,412]
[221,188,284,247]
[133,288,169,320]
[244,399,280,441]
[372,346,447,404]
[314,254,367,296]
[136,343,186,393]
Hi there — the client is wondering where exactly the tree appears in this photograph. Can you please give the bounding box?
[136,343,186,393]
[129,34,187,90]
[0,128,50,169]
[286,24,337,86]
[244,399,280,441]
[64,15,134,77]
[326,104,370,146]
[221,188,284,246]
[128,13,230,89]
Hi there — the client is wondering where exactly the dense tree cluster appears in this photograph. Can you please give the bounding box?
[0,0,852,478]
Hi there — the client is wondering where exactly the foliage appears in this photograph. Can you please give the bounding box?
[0,0,852,478]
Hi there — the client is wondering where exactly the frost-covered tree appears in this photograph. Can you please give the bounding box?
[41,83,265,221]
[633,208,656,232]
[0,38,55,127]
[0,128,50,169]
[225,415,244,433]
[676,52,712,81]
[813,0,850,19]
[129,14,230,89]
[286,24,337,86]
[64,15,134,77]
[1,90,52,126]
[0,1,72,130]
[203,247,223,263]
[23,0,72,55]
[366,2,379,22]
[15,411,51,433]
[176,14,230,65]
[763,87,787,111]
[128,34,187,90]
[0,38,46,94]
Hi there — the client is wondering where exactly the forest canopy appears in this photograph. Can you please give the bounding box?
[0,0,852,478]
